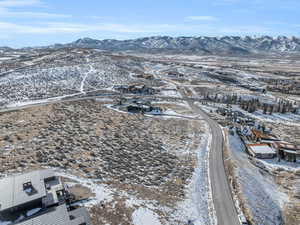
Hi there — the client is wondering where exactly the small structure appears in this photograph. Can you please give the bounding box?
[126,104,163,115]
[114,84,157,95]
[167,71,184,78]
[216,107,231,116]
[272,142,300,162]
[216,108,255,126]
[246,143,276,159]
[134,74,154,80]
[117,98,163,115]
[0,170,91,225]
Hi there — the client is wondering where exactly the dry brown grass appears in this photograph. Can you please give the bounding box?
[90,197,135,225]
[0,99,206,224]
[283,203,300,225]
[69,184,96,201]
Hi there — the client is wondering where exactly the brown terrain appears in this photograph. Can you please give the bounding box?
[0,99,206,224]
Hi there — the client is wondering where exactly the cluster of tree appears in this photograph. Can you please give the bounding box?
[267,84,300,95]
[204,93,242,104]
[262,100,297,115]
[241,99,297,114]
[240,99,260,113]
[259,78,300,95]
[202,92,298,114]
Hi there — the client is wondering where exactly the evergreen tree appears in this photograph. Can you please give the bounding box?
[263,104,267,114]
[269,105,274,115]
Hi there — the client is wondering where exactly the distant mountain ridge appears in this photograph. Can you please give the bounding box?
[56,36,300,55]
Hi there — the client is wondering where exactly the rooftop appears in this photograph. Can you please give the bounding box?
[274,142,300,151]
[247,144,276,154]
[0,170,55,212]
[0,170,92,225]
[16,204,91,225]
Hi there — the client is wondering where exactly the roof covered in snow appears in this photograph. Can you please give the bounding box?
[17,204,91,225]
[0,170,54,212]
[247,144,276,155]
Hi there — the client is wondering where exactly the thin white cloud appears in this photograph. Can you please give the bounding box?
[0,0,41,8]
[186,16,218,21]
[0,9,71,18]
[0,21,184,34]
[0,0,67,19]
[0,21,274,36]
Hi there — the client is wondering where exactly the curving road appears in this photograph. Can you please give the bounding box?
[0,88,241,225]
[180,89,240,225]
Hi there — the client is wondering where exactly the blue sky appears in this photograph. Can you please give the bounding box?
[0,0,299,47]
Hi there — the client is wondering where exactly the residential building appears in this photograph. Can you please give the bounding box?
[0,170,91,225]
[272,142,300,162]
[0,170,65,214]
[246,144,276,159]
[16,204,91,225]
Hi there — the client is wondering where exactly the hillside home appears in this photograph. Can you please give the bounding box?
[246,143,276,159]
[115,84,157,95]
[272,142,300,162]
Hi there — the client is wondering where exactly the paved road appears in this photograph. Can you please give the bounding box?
[178,87,240,225]
[193,103,240,225]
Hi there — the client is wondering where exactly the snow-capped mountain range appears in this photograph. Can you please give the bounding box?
[56,36,300,55]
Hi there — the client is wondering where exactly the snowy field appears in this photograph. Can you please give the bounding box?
[173,129,217,225]
[228,133,288,225]
[257,158,300,173]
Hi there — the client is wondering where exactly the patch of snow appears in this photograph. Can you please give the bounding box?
[3,93,81,110]
[257,158,300,173]
[154,101,190,108]
[55,171,113,207]
[231,105,300,125]
[228,133,287,224]
[0,57,12,61]
[174,123,217,225]
[161,89,182,98]
[196,104,217,114]
[132,207,161,225]
[95,97,114,102]
[162,109,196,118]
